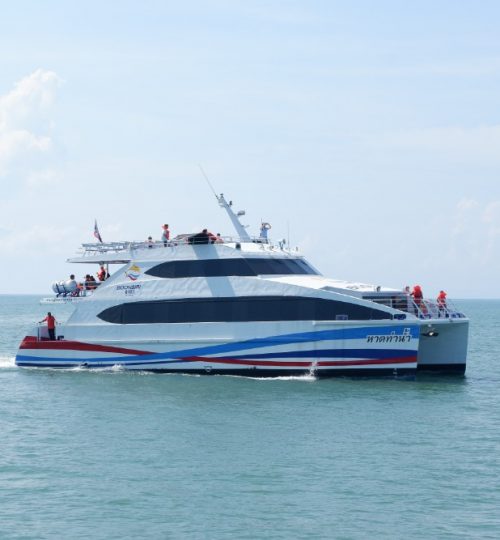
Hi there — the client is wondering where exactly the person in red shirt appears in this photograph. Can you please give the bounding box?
[39,312,57,340]
[97,265,107,281]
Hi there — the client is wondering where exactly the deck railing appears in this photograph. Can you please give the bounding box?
[75,235,293,258]
[370,296,466,319]
[410,298,466,319]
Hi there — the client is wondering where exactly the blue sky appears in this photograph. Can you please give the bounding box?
[1,1,499,297]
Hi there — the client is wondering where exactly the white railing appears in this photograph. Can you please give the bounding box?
[80,241,136,254]
[52,281,102,297]
[77,235,293,256]
[410,298,466,319]
[370,296,466,319]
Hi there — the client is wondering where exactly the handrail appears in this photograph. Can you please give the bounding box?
[53,281,102,297]
[409,298,466,319]
[370,295,466,319]
[76,235,295,257]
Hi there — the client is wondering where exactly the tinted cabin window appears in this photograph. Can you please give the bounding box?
[146,258,318,278]
[98,296,391,324]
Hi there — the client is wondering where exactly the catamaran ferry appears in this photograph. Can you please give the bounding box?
[16,194,469,376]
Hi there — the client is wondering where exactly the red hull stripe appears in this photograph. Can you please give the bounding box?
[19,337,417,367]
[181,355,417,367]
[19,336,153,356]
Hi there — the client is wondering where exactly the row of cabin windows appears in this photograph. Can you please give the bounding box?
[145,257,318,279]
[97,296,392,324]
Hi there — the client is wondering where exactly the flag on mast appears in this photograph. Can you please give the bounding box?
[94,219,103,243]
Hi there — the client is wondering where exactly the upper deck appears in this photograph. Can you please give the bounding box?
[67,235,298,264]
[61,192,467,323]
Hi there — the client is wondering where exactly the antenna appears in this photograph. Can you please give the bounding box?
[198,164,218,200]
[196,164,251,240]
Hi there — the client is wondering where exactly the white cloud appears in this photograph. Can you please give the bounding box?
[445,198,500,269]
[0,224,75,254]
[25,169,62,189]
[231,3,318,25]
[482,201,500,265]
[348,57,500,78]
[0,69,62,177]
[452,197,480,236]
[426,57,500,77]
[375,125,500,164]
[482,200,500,229]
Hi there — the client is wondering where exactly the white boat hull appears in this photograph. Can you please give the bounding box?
[16,321,420,377]
[417,318,469,374]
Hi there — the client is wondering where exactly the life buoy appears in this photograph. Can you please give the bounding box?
[261,222,271,230]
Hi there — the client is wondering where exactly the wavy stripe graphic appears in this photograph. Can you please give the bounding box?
[15,354,417,369]
[220,348,415,360]
[18,324,419,364]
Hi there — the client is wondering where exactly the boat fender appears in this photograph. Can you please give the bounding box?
[51,282,61,294]
[52,280,69,294]
[65,279,77,293]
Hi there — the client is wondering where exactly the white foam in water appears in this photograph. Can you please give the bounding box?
[0,356,16,369]
[111,364,125,372]
[259,374,317,382]
[231,373,317,382]
[66,364,125,373]
[68,365,86,372]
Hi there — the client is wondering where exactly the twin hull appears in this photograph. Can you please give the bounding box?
[16,320,422,377]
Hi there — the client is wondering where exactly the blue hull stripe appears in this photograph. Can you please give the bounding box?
[16,348,417,368]
[16,325,419,367]
[220,348,415,360]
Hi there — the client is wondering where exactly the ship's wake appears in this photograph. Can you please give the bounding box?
[0,356,16,369]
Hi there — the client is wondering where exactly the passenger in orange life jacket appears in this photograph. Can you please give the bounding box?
[97,266,107,281]
[437,290,447,316]
[410,285,424,312]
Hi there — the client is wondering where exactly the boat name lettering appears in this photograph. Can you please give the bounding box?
[366,328,412,343]
[366,335,411,343]
[116,284,142,295]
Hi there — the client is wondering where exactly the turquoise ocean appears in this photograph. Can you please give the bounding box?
[0,296,499,539]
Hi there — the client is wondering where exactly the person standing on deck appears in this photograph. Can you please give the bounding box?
[161,224,170,246]
[437,290,447,316]
[260,222,271,241]
[39,312,57,340]
[97,265,107,281]
[410,285,426,315]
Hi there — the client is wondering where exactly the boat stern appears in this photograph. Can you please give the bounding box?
[417,318,469,374]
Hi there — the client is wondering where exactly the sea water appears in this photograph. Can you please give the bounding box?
[0,296,499,539]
